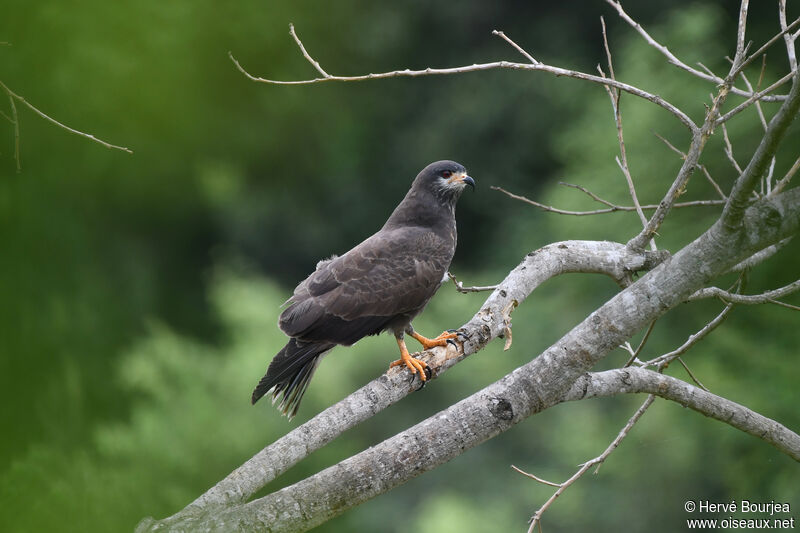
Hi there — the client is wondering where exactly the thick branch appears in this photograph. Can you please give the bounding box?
[722,77,800,229]
[141,186,800,533]
[564,369,800,460]
[141,241,665,529]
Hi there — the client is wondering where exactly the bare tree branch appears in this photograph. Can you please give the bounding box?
[642,303,734,368]
[492,30,539,65]
[728,237,792,271]
[598,17,651,247]
[446,271,498,293]
[722,122,743,174]
[605,0,794,102]
[139,6,800,530]
[716,68,798,124]
[0,79,132,171]
[288,23,329,77]
[228,28,698,131]
[148,241,667,521]
[771,154,800,196]
[141,182,800,532]
[690,278,800,305]
[493,185,724,216]
[721,76,800,229]
[779,0,798,73]
[653,131,727,200]
[565,368,800,460]
[521,394,655,532]
[627,35,746,250]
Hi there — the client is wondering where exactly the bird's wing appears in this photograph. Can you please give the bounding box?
[279,226,453,343]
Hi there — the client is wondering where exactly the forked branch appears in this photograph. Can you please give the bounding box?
[0,79,132,171]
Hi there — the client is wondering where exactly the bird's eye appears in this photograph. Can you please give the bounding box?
[441,170,452,178]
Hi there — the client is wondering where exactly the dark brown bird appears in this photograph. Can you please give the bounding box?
[252,160,475,417]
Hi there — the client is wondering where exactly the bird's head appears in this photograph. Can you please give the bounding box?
[415,160,475,203]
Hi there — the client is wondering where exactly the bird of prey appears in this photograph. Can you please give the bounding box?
[252,160,475,417]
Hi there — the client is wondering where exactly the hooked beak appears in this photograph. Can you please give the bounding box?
[447,171,476,191]
[462,175,475,191]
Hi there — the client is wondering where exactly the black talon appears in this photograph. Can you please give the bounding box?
[446,338,457,348]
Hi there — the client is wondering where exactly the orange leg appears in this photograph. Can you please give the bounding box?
[389,337,428,381]
[410,330,458,350]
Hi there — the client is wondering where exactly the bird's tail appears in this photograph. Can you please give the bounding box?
[251,339,334,418]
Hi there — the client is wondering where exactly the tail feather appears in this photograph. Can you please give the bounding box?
[252,339,334,418]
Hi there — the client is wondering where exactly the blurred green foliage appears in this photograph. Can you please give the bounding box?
[1,1,798,532]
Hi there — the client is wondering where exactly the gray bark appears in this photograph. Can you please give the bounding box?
[565,369,800,461]
[140,241,666,528]
[140,187,800,533]
[138,10,800,531]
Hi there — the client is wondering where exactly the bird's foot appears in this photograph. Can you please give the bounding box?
[411,330,459,350]
[389,352,429,381]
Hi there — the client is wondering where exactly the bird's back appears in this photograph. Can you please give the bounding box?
[280,225,454,344]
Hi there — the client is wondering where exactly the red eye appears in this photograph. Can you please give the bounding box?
[442,170,452,178]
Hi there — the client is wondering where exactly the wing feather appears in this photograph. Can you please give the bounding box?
[279,226,453,344]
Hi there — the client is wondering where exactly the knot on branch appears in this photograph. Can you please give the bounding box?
[488,397,514,421]
[641,249,671,270]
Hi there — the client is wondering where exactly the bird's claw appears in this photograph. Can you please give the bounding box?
[415,365,433,390]
[446,329,469,343]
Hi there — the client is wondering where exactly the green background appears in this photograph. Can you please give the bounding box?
[1,2,798,531]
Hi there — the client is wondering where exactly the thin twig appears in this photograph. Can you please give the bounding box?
[653,131,684,159]
[729,238,792,271]
[493,186,724,216]
[737,14,800,77]
[737,66,776,195]
[6,88,20,172]
[624,319,658,367]
[524,395,656,532]
[643,304,735,368]
[779,0,798,73]
[700,165,727,200]
[675,357,709,391]
[769,300,800,311]
[721,123,743,174]
[0,79,132,165]
[771,154,800,196]
[628,14,753,251]
[599,17,650,246]
[289,24,329,77]
[511,465,560,488]
[717,68,798,125]
[229,28,698,132]
[654,132,725,200]
[739,70,768,131]
[734,0,750,67]
[606,0,791,102]
[447,271,498,293]
[689,279,800,305]
[492,30,539,64]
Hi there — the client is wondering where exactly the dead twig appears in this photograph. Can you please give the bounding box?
[447,271,498,293]
[229,26,698,132]
[493,185,724,216]
[519,395,655,532]
[0,79,132,171]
